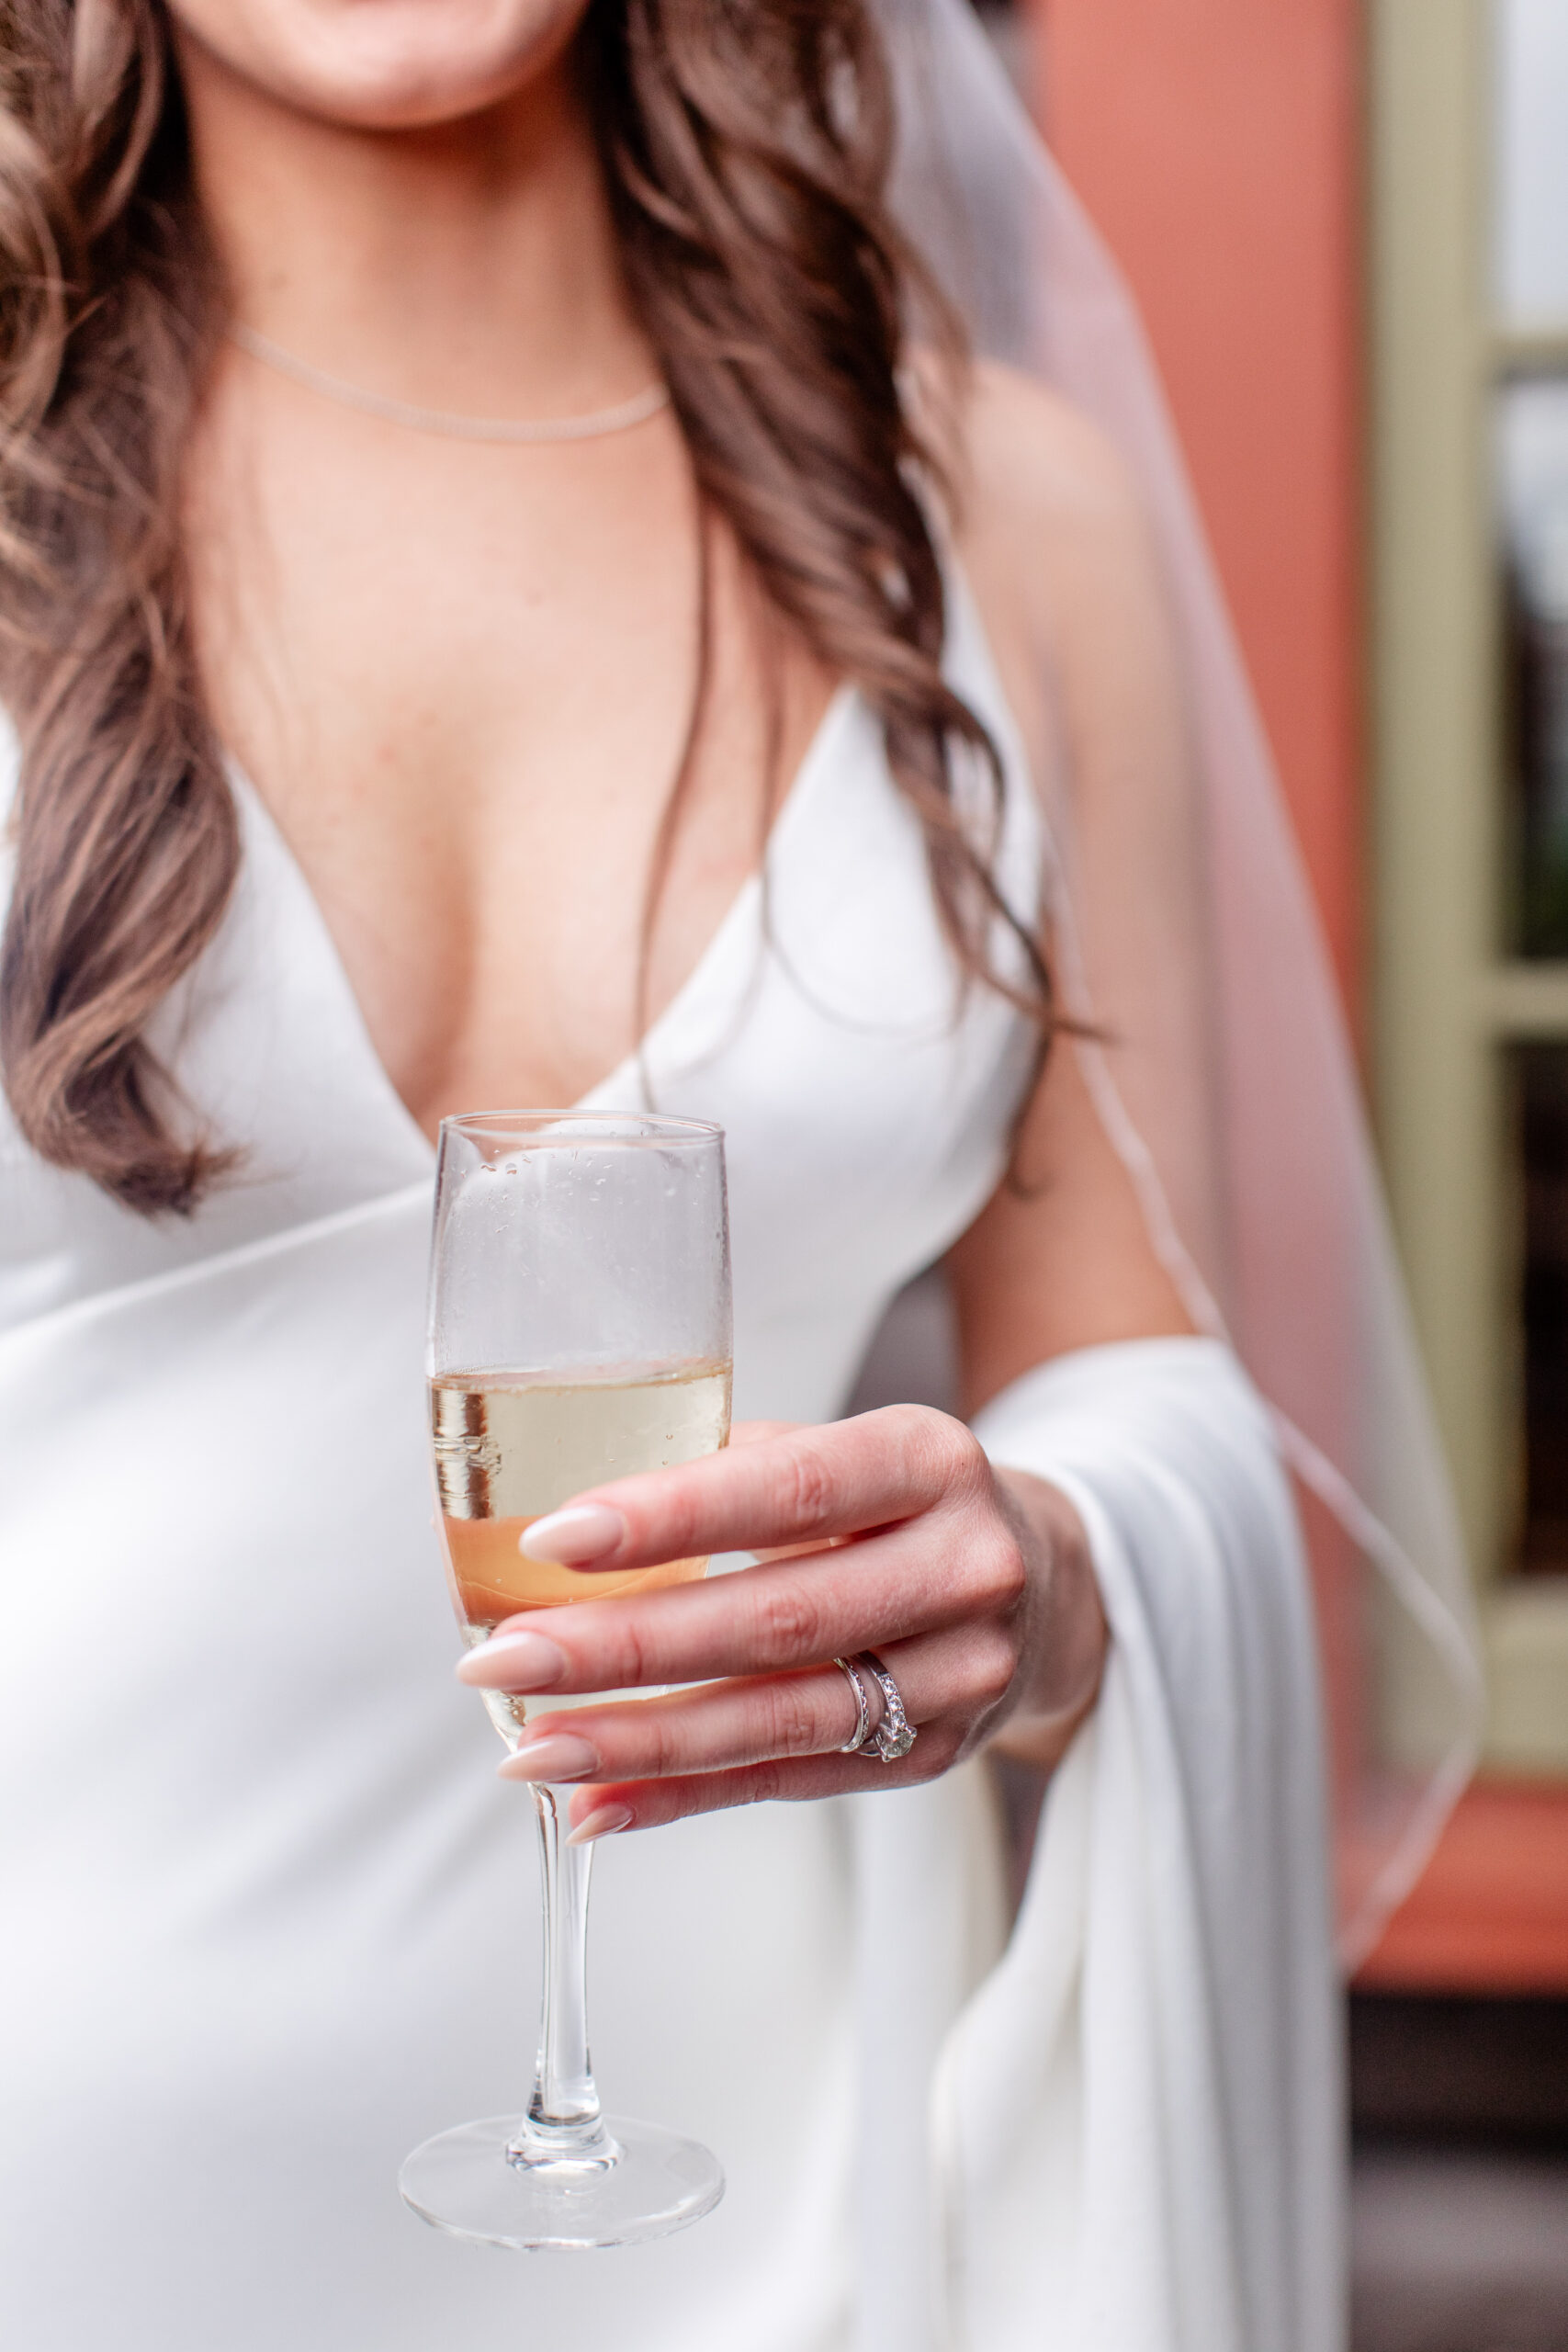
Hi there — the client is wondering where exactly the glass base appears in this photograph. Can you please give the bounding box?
[399,2115,725,2250]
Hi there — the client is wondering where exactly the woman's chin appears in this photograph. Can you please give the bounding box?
[164,0,592,135]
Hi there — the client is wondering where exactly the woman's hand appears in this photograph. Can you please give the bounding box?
[456,1405,1108,1842]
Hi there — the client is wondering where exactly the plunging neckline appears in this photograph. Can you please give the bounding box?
[228,679,862,1166]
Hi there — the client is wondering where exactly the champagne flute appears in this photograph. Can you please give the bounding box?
[400,1111,731,2250]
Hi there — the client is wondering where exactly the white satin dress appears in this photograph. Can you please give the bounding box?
[0,578,1342,2351]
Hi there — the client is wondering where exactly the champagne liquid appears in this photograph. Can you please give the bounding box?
[431,1363,732,1740]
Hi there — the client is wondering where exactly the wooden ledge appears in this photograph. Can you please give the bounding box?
[1355,1781,1568,1993]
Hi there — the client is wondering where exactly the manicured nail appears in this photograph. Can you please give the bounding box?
[456,1630,568,1690]
[566,1803,633,1847]
[519,1505,626,1565]
[497,1734,599,1783]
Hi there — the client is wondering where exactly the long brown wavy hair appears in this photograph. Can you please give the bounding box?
[0,0,1051,1216]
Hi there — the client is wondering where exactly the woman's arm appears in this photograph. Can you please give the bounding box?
[946,359,1201,1762]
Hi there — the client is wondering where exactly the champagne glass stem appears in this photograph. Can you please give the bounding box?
[511,1785,613,2166]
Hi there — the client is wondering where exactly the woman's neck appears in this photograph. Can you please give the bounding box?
[175,32,652,413]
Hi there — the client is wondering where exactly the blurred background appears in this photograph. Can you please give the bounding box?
[967,5,1568,2346]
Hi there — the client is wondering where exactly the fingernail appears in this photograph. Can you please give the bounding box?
[519,1505,626,1564]
[567,1802,634,1847]
[497,1734,599,1783]
[456,1630,568,1690]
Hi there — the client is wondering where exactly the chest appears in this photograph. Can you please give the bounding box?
[184,394,832,1129]
[0,577,1044,1370]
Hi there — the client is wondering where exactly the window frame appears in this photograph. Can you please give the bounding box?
[1371,0,1568,1770]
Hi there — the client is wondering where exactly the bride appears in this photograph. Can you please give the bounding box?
[0,3,1472,2348]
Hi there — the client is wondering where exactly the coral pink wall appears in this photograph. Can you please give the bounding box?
[1035,0,1363,1015]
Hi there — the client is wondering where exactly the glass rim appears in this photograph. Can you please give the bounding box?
[437,1108,723,1149]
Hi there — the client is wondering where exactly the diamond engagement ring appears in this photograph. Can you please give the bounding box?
[850,1650,918,1764]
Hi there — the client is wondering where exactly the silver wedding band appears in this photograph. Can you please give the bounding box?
[831,1651,918,1765]
[833,1656,872,1752]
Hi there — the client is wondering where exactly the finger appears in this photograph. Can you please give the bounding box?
[731,1420,842,1557]
[497,1629,978,1784]
[750,1535,853,1563]
[561,1724,966,1839]
[518,1405,983,1575]
[457,1511,1022,1696]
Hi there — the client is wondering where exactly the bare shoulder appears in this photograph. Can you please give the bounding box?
[956,359,1139,523]
[910,353,1179,748]
[953,357,1158,616]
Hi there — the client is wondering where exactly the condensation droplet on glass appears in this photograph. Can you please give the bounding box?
[504,1162,517,1176]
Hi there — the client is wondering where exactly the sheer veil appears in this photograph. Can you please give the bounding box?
[875,0,1483,1966]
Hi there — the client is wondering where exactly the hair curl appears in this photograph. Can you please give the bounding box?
[0,0,1050,1215]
